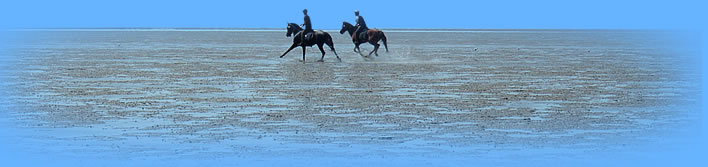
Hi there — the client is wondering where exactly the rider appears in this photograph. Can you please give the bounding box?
[352,10,368,42]
[300,9,314,45]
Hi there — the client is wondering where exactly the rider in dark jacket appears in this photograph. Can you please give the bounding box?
[353,10,368,42]
[301,9,314,45]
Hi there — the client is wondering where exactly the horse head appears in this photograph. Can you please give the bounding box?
[286,23,295,37]
[340,21,354,35]
[286,23,303,37]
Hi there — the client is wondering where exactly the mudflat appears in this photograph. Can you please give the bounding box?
[1,30,701,163]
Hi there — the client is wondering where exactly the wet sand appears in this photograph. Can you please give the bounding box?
[1,30,702,164]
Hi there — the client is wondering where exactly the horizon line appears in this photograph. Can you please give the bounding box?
[2,27,667,33]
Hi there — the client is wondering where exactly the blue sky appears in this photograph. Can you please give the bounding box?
[1,1,707,166]
[0,0,705,29]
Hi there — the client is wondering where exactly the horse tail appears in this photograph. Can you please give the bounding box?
[324,32,338,56]
[380,31,389,52]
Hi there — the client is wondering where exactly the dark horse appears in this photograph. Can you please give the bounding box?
[280,23,339,62]
[339,21,388,56]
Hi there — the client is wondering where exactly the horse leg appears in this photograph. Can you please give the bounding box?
[356,43,368,57]
[280,43,297,58]
[356,43,363,53]
[317,44,326,62]
[326,40,340,61]
[353,42,360,53]
[368,43,379,57]
[301,46,306,63]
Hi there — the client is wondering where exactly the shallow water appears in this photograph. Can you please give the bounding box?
[0,29,702,166]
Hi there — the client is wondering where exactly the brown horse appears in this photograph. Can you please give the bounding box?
[281,23,340,62]
[339,21,388,57]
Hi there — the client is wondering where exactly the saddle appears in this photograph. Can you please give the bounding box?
[300,31,315,45]
[305,32,314,41]
[358,30,368,41]
[353,29,369,42]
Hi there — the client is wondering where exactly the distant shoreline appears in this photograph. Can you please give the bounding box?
[3,28,662,33]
